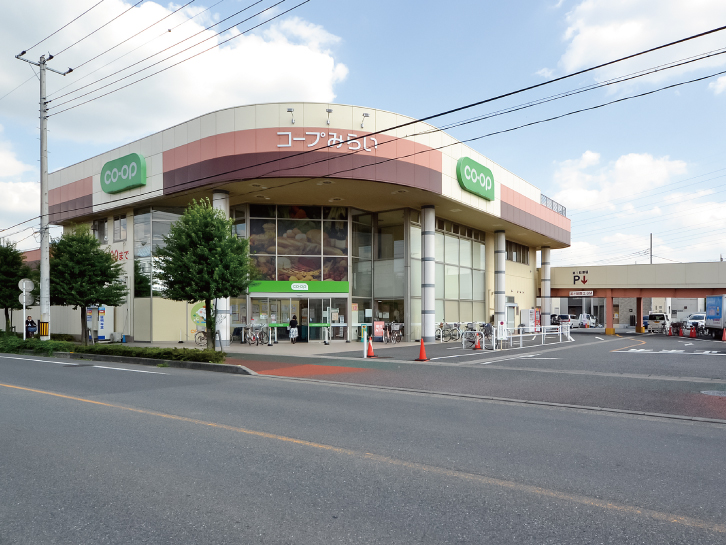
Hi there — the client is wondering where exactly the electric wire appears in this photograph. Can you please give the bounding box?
[0,74,37,103]
[49,0,269,103]
[72,0,197,71]
[47,0,229,98]
[52,0,146,58]
[22,0,107,54]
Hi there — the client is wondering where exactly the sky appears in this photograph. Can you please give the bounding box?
[0,0,725,267]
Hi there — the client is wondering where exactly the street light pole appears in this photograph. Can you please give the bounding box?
[15,51,72,341]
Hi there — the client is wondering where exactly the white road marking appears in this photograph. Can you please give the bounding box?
[0,355,78,366]
[595,337,604,340]
[93,365,167,375]
[524,357,560,360]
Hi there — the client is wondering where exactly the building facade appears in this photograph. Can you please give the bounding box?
[20,102,570,343]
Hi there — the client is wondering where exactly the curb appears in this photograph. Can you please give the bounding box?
[17,350,257,375]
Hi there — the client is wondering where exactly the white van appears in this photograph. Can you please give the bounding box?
[647,312,670,333]
[578,314,596,328]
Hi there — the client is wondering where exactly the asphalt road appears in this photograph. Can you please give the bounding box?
[1,351,725,544]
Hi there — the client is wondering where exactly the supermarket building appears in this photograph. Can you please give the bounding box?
[25,102,571,343]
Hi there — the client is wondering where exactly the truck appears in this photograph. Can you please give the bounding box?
[705,295,726,339]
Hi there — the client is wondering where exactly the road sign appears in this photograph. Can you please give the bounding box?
[570,291,594,297]
[19,278,34,292]
[19,292,35,306]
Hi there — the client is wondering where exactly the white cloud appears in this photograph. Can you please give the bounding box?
[550,151,726,265]
[0,0,348,145]
[0,140,34,179]
[553,0,726,85]
[708,75,726,94]
[536,67,555,79]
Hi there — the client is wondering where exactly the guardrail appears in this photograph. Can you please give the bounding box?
[540,194,567,217]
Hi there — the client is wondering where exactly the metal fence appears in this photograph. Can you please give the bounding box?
[540,194,567,217]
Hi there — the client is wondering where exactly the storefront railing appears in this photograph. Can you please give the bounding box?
[540,194,567,217]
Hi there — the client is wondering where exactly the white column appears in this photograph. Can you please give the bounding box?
[494,231,506,329]
[213,191,231,348]
[541,246,551,326]
[421,206,436,343]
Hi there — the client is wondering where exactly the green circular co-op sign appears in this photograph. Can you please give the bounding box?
[456,157,494,201]
[101,153,147,194]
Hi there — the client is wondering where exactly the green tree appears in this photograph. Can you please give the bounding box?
[50,226,127,345]
[134,259,151,297]
[0,241,34,333]
[155,199,255,350]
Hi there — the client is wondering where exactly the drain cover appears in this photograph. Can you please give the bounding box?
[701,390,726,397]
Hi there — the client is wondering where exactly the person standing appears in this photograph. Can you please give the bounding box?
[289,315,298,344]
[25,316,37,339]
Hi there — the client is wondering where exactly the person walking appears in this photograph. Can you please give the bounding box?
[289,315,298,344]
[25,316,37,339]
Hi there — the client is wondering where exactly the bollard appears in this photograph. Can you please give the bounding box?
[363,328,367,359]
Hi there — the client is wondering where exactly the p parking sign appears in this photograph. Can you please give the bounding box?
[101,153,146,194]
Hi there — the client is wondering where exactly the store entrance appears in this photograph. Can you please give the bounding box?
[251,296,347,343]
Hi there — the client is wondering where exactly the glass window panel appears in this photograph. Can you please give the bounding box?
[460,301,473,323]
[323,257,348,281]
[249,204,275,218]
[445,235,459,264]
[410,225,421,259]
[411,258,421,297]
[373,259,404,299]
[377,223,405,260]
[233,219,246,239]
[323,220,348,255]
[410,210,420,224]
[134,258,151,297]
[352,222,372,259]
[277,219,323,255]
[445,300,459,322]
[445,265,459,299]
[249,219,277,255]
[410,297,421,341]
[276,256,321,281]
[473,242,485,270]
[377,209,405,226]
[324,206,348,220]
[277,205,321,220]
[473,270,485,301]
[473,302,486,323]
[435,232,444,262]
[351,209,372,225]
[113,216,127,242]
[352,259,372,298]
[459,238,472,268]
[252,256,275,280]
[435,263,444,299]
[435,299,445,324]
[151,209,183,252]
[460,268,472,300]
[133,212,151,258]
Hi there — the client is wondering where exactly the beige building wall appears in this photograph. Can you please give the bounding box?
[151,298,188,342]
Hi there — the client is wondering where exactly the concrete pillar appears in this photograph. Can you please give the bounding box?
[421,206,436,343]
[212,191,231,348]
[494,230,506,328]
[541,246,551,326]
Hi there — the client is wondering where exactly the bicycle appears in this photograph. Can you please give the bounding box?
[390,323,402,344]
[245,325,269,346]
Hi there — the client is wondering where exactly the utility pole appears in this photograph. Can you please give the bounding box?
[15,52,72,341]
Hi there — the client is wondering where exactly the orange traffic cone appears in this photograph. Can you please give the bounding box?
[367,337,377,358]
[415,338,429,361]
[722,328,726,341]
[690,326,697,338]
[667,326,672,336]
[473,334,482,350]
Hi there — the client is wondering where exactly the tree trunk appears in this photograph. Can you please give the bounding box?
[205,298,215,351]
[4,307,9,333]
[80,306,88,346]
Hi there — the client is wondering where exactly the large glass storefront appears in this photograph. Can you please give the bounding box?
[130,204,487,343]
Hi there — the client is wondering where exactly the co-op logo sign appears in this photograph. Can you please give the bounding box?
[456,157,495,201]
[101,153,147,194]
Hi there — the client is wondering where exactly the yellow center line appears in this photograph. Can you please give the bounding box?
[2,381,724,534]
[611,336,648,352]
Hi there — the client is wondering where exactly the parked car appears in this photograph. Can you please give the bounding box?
[578,313,596,328]
[647,312,671,333]
[557,314,575,327]
[687,313,706,329]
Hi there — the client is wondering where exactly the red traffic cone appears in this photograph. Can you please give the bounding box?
[722,328,726,341]
[667,326,672,336]
[473,334,482,350]
[367,337,377,358]
[415,338,429,361]
[690,326,697,338]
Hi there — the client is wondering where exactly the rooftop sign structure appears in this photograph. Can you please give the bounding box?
[456,157,494,201]
[101,153,146,194]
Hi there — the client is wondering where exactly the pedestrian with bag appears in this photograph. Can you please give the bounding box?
[25,316,37,338]
[289,315,298,344]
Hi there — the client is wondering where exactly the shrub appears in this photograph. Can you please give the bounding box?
[0,336,224,363]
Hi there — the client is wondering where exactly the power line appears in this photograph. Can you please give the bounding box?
[72,0,197,71]
[0,74,37,103]
[47,0,229,98]
[52,0,146,58]
[49,0,268,103]
[21,0,107,54]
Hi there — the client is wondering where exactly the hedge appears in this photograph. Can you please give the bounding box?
[0,334,225,363]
